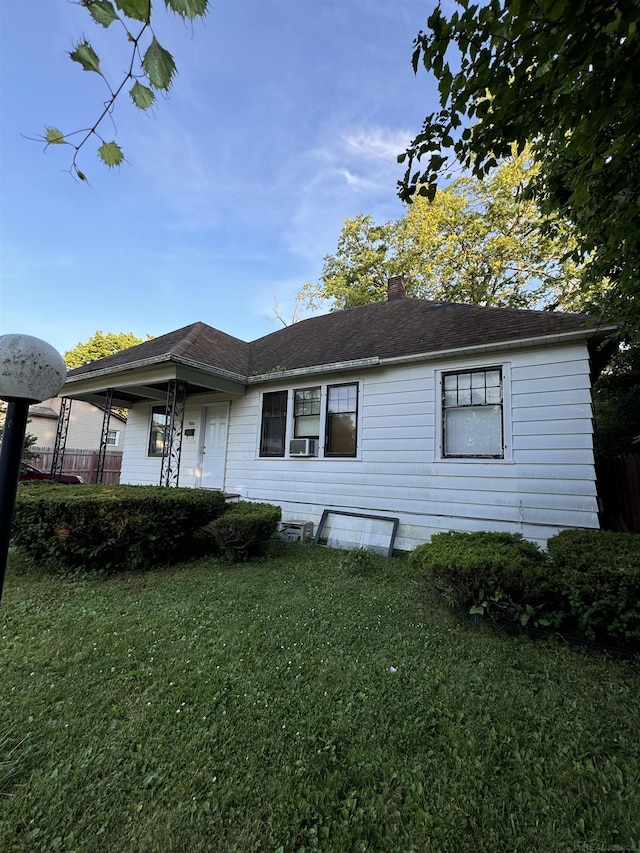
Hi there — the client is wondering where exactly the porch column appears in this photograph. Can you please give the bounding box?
[160,379,187,487]
[95,388,114,484]
[50,396,72,481]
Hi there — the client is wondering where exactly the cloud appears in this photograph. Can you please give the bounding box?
[124,111,411,277]
[282,124,412,261]
[342,128,413,162]
[341,168,377,189]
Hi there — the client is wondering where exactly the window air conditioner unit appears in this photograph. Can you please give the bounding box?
[289,438,318,457]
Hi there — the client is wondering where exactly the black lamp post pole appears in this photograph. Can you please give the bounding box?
[0,399,30,603]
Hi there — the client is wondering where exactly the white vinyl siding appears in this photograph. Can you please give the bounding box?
[27,397,125,452]
[119,343,599,548]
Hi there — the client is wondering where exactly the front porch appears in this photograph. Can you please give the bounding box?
[58,356,246,487]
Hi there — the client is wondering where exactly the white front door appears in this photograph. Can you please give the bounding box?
[200,404,229,490]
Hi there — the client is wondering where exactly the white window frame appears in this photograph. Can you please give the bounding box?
[106,429,120,447]
[435,363,512,462]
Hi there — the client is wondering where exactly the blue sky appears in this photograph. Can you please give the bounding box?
[1,0,440,358]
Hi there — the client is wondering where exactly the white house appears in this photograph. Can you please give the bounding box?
[59,281,614,550]
[28,397,126,451]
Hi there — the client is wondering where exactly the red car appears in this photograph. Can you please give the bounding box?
[19,462,84,485]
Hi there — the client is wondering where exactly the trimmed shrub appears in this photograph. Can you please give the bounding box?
[12,483,227,573]
[547,529,640,646]
[210,501,281,562]
[409,531,554,626]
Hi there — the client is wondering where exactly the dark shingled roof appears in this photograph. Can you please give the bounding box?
[247,299,599,374]
[68,300,601,381]
[69,321,250,378]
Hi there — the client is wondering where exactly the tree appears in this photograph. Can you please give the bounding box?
[302,151,594,312]
[300,214,395,310]
[271,293,304,328]
[398,0,640,337]
[37,0,209,181]
[592,343,640,454]
[65,330,151,368]
[0,401,38,459]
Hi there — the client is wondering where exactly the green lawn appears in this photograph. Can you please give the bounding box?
[1,545,639,852]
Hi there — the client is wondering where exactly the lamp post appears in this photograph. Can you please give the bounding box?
[0,335,66,602]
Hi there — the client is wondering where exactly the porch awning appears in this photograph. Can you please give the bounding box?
[60,354,246,408]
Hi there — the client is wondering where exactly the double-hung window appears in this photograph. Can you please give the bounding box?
[442,368,503,458]
[258,382,360,458]
[106,429,120,447]
[325,383,358,457]
[294,388,321,438]
[260,390,288,457]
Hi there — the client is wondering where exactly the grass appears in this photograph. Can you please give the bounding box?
[1,544,639,853]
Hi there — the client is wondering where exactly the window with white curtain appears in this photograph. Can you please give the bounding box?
[442,368,503,458]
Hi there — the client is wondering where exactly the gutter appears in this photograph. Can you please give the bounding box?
[247,357,381,383]
[378,326,618,369]
[64,352,248,387]
[248,326,617,381]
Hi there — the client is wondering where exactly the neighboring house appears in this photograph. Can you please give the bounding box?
[28,397,126,451]
[60,279,614,550]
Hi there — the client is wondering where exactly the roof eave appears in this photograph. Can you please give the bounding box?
[247,357,381,383]
[61,322,617,393]
[247,326,616,381]
[62,353,247,399]
[378,326,618,369]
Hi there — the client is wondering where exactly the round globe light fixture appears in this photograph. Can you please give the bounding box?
[0,334,67,403]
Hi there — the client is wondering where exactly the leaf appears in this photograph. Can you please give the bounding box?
[165,0,208,20]
[98,141,125,167]
[81,0,119,28]
[114,0,150,21]
[130,80,155,110]
[44,126,66,145]
[69,40,102,74]
[142,37,177,90]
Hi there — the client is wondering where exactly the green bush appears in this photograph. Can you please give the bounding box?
[409,531,554,626]
[547,529,640,646]
[12,483,227,573]
[338,548,391,574]
[210,501,282,562]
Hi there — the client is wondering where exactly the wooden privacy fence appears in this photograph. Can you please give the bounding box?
[30,447,123,485]
[596,453,640,533]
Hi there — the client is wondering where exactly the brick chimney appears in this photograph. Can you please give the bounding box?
[387,275,406,301]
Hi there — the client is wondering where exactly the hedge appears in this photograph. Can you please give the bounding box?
[410,528,640,649]
[546,529,640,646]
[209,501,282,562]
[12,483,227,573]
[409,531,554,627]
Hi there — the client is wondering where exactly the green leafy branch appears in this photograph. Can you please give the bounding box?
[34,0,208,181]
